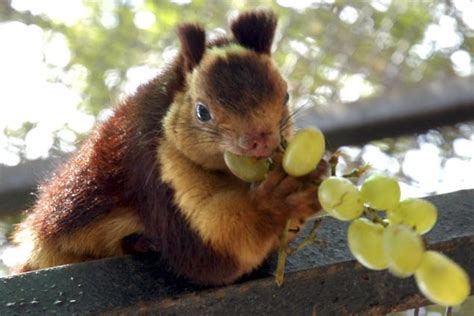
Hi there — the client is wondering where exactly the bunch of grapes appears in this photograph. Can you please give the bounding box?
[336,175,469,307]
[224,127,471,307]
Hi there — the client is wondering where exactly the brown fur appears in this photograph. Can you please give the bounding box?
[178,24,206,72]
[14,208,142,271]
[12,10,322,285]
[196,51,286,113]
[230,10,277,54]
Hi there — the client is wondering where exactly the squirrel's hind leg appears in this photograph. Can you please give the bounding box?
[10,224,93,273]
[11,208,144,272]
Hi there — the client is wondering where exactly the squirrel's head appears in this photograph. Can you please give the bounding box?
[165,10,293,170]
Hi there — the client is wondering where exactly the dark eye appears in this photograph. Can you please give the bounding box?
[284,93,290,106]
[195,103,212,122]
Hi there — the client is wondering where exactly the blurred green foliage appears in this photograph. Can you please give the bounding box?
[0,0,473,159]
[1,0,473,114]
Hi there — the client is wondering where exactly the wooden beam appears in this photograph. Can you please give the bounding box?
[0,189,473,315]
[299,76,474,149]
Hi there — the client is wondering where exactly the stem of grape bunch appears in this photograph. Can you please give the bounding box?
[275,220,291,286]
[275,217,326,286]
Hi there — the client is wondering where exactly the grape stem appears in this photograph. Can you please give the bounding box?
[446,306,452,316]
[287,218,325,255]
[275,220,291,286]
[275,218,326,286]
[329,151,341,176]
[342,163,371,179]
[363,207,388,227]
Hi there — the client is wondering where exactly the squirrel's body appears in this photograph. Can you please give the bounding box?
[13,11,323,285]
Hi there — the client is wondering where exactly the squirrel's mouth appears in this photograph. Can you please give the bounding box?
[221,130,280,159]
[223,144,277,160]
[226,131,280,159]
[246,149,275,159]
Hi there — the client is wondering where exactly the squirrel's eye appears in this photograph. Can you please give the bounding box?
[284,93,290,106]
[195,103,212,122]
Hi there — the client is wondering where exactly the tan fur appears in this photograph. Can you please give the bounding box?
[158,140,276,272]
[14,208,143,271]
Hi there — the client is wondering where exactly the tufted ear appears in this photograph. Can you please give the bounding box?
[230,10,277,55]
[178,24,206,72]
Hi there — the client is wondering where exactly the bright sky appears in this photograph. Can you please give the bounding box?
[0,0,473,197]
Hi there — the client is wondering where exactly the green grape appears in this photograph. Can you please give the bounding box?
[389,198,438,235]
[224,151,270,182]
[283,127,325,177]
[383,224,424,278]
[360,174,401,210]
[415,251,470,306]
[318,177,364,221]
[348,218,388,270]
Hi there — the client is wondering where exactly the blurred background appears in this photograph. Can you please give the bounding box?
[0,0,473,314]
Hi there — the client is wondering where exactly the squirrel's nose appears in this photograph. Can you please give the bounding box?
[238,132,279,158]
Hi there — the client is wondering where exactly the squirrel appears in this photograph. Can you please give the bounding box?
[12,10,326,285]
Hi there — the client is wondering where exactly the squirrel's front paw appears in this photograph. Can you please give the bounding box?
[251,157,328,229]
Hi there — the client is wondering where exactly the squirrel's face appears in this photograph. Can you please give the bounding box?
[165,48,293,170]
[190,48,291,158]
[164,10,292,170]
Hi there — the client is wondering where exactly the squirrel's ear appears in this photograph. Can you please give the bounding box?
[230,10,277,55]
[178,24,206,72]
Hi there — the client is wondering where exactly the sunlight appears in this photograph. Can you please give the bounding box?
[338,74,376,103]
[450,50,472,77]
[361,145,400,174]
[289,40,309,56]
[453,0,474,30]
[402,144,442,194]
[370,0,391,12]
[43,33,71,67]
[0,149,21,167]
[134,10,156,30]
[276,0,334,11]
[171,0,192,4]
[339,6,359,24]
[453,137,474,158]
[11,0,89,27]
[0,22,46,131]
[24,126,54,160]
[0,21,93,165]
[437,157,474,194]
[122,65,159,96]
[424,16,462,51]
[410,13,464,65]
[318,65,340,81]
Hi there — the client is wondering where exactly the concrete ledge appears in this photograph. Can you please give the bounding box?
[0,190,473,315]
